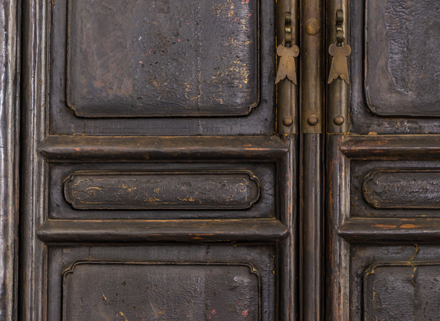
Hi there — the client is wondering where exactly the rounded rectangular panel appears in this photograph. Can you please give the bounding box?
[67,0,259,118]
[64,170,260,210]
[63,262,260,320]
[364,263,440,321]
[365,0,440,117]
[363,169,440,209]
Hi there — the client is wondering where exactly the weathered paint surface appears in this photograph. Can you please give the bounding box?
[364,264,440,321]
[363,169,440,209]
[63,262,260,320]
[64,171,260,210]
[67,0,258,117]
[365,0,440,116]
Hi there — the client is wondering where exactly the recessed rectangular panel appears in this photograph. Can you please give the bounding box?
[67,0,259,117]
[350,161,440,218]
[64,170,260,210]
[365,0,440,116]
[363,169,440,209]
[364,264,440,321]
[63,262,260,320]
[49,163,275,220]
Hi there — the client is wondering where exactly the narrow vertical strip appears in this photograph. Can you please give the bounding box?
[326,134,350,321]
[327,0,350,133]
[277,0,299,134]
[302,134,323,321]
[301,0,323,133]
[279,136,298,321]
[0,1,19,320]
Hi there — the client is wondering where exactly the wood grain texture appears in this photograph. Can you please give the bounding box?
[363,169,440,209]
[63,262,260,320]
[0,0,19,320]
[36,219,289,243]
[67,0,259,117]
[40,135,288,162]
[64,170,260,210]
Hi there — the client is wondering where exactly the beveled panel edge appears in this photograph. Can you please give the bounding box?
[63,170,261,210]
[364,0,440,118]
[62,261,262,320]
[39,135,289,162]
[62,260,260,282]
[36,219,289,243]
[340,135,440,160]
[339,218,440,243]
[64,0,261,118]
[362,169,440,209]
[362,261,440,320]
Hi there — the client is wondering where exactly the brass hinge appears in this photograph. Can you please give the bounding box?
[327,8,351,133]
[277,6,300,135]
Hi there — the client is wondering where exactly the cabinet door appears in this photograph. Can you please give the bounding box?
[20,0,299,320]
[327,0,440,320]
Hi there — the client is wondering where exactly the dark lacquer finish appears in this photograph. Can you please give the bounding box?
[49,0,276,136]
[365,0,440,117]
[20,0,298,318]
[0,1,19,320]
[364,263,440,321]
[326,0,440,319]
[64,170,261,210]
[351,0,440,134]
[63,262,260,320]
[67,0,259,118]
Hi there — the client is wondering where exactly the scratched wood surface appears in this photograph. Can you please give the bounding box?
[50,162,275,220]
[365,0,440,117]
[364,264,440,321]
[63,263,259,320]
[350,160,440,218]
[350,0,440,134]
[49,0,276,136]
[48,245,275,321]
[67,0,259,117]
[64,171,260,210]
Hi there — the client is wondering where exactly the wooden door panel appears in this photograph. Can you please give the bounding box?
[49,0,276,136]
[22,0,298,318]
[349,0,440,134]
[47,245,276,321]
[327,0,440,319]
[349,246,440,321]
[50,162,276,220]
[365,0,440,117]
[67,0,259,118]
[351,161,440,218]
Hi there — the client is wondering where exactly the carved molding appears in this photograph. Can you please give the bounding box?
[64,170,261,210]
[363,169,440,209]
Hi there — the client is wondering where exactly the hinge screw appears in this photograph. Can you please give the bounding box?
[333,115,344,126]
[307,116,318,126]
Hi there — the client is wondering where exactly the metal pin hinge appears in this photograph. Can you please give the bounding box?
[276,12,299,85]
[328,10,351,85]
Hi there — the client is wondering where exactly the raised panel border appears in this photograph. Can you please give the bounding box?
[46,245,277,321]
[362,261,440,321]
[65,0,260,118]
[349,0,440,134]
[362,169,440,210]
[62,260,262,320]
[47,0,276,136]
[63,170,261,210]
